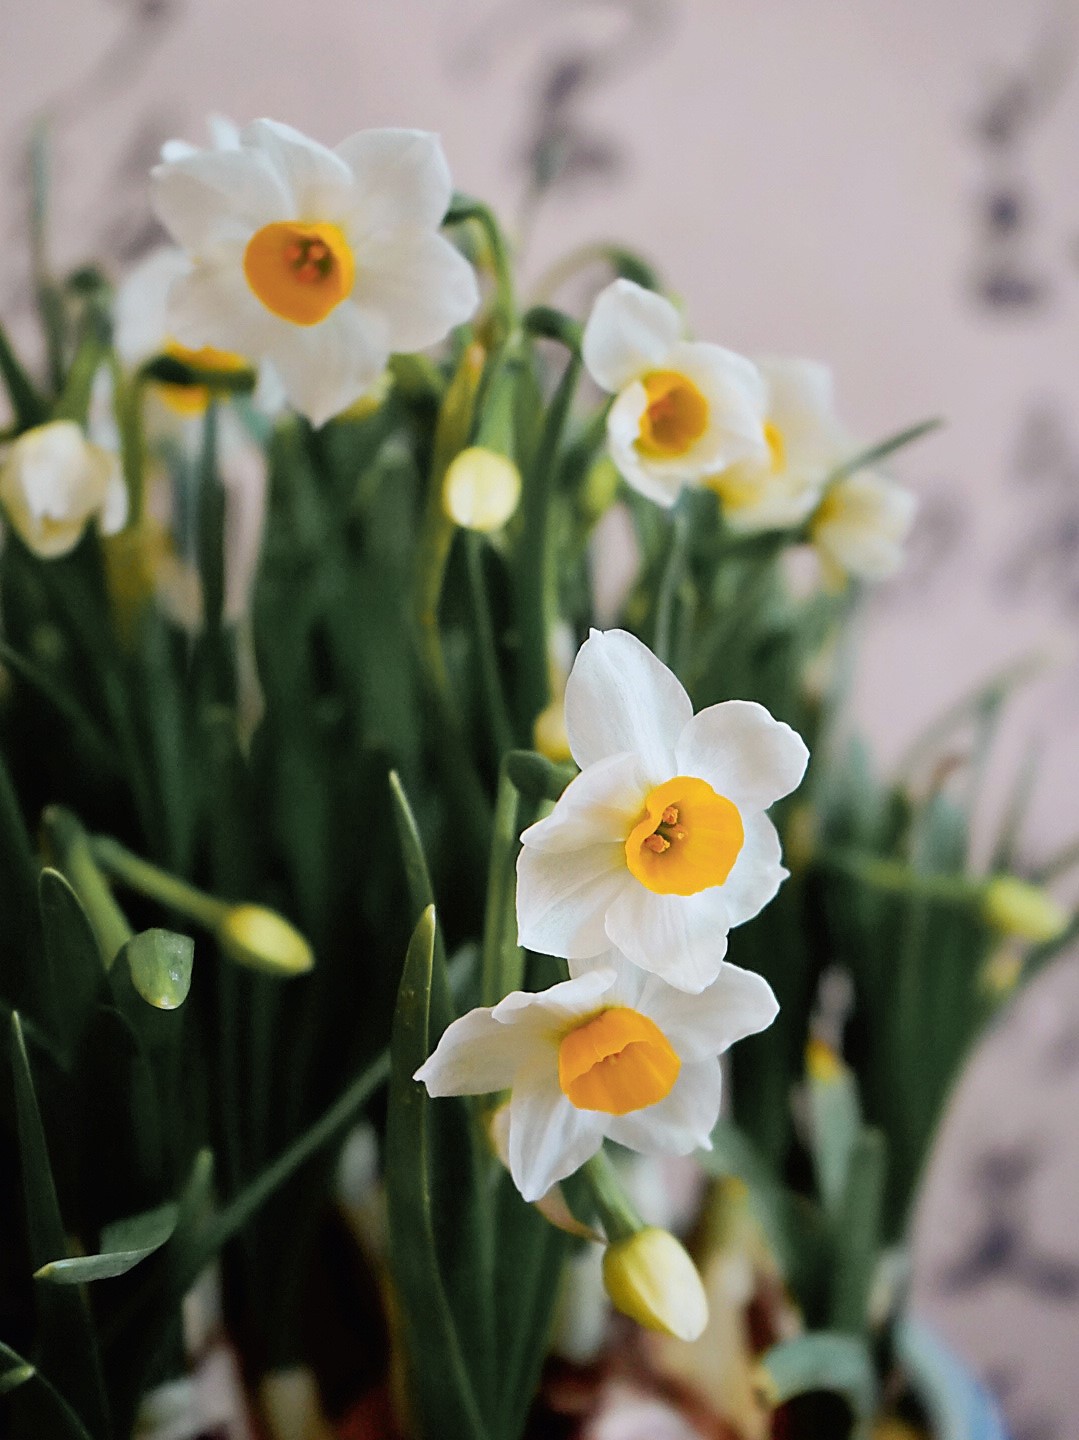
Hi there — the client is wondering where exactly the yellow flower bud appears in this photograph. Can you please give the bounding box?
[805,1035,843,1084]
[533,698,572,763]
[979,944,1024,999]
[982,876,1070,945]
[442,446,521,532]
[217,904,314,976]
[601,1227,708,1341]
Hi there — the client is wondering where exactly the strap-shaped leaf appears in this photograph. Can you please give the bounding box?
[38,869,107,1064]
[385,907,490,1440]
[0,1340,94,1440]
[36,1202,178,1284]
[829,1127,887,1334]
[9,1012,111,1439]
[761,1332,876,1420]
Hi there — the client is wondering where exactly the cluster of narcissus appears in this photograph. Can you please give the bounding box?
[4,109,1072,1440]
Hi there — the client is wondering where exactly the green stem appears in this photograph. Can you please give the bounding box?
[527,242,661,305]
[653,498,692,667]
[446,195,517,338]
[113,361,148,528]
[515,329,583,732]
[43,808,132,967]
[480,769,525,1007]
[581,1149,644,1244]
[465,534,515,760]
[90,835,229,930]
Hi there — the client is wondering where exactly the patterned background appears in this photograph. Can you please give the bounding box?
[2,2,1078,1432]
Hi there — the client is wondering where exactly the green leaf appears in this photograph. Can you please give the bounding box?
[822,417,942,487]
[806,1050,862,1218]
[36,1202,178,1283]
[38,869,107,1064]
[385,906,490,1440]
[504,748,575,803]
[829,1127,887,1334]
[387,771,452,1027]
[0,321,47,428]
[761,1332,876,1419]
[0,1341,94,1440]
[9,1012,111,1439]
[121,929,194,1010]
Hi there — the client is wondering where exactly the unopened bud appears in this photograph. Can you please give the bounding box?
[443,446,521,532]
[217,904,314,976]
[983,876,1070,945]
[533,698,572,763]
[601,1227,708,1341]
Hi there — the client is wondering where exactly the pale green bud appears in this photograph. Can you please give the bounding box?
[601,1226,708,1341]
[983,876,1070,945]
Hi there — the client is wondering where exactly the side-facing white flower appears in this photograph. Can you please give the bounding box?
[415,952,777,1202]
[582,280,768,509]
[0,421,127,558]
[517,629,808,993]
[810,470,917,587]
[707,359,845,533]
[151,119,479,426]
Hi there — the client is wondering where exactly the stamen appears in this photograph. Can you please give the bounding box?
[661,806,679,826]
[625,776,744,896]
[643,834,670,854]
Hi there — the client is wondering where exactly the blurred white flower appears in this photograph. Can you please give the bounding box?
[0,421,127,559]
[516,629,808,993]
[708,359,844,533]
[415,952,776,1203]
[810,470,917,586]
[582,279,767,508]
[151,119,478,425]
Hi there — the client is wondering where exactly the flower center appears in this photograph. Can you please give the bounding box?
[243,221,355,326]
[764,420,786,471]
[625,776,744,896]
[558,1007,681,1114]
[636,370,710,458]
[158,340,250,417]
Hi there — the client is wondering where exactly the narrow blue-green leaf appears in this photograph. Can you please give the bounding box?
[385,906,490,1440]
[806,1052,862,1217]
[829,1127,887,1334]
[9,1012,111,1439]
[761,1332,876,1417]
[38,869,106,1064]
[0,1342,94,1440]
[822,417,942,486]
[122,929,194,1010]
[36,1202,178,1284]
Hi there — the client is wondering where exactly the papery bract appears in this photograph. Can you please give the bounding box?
[415,953,777,1202]
[582,279,768,508]
[516,629,808,992]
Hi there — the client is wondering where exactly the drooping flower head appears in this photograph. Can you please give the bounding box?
[0,421,127,559]
[415,952,777,1202]
[708,359,845,533]
[517,630,808,992]
[151,120,479,425]
[582,280,768,508]
[810,469,917,587]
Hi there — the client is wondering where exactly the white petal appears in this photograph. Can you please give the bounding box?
[605,1059,722,1154]
[717,812,787,927]
[414,1005,529,1095]
[166,252,279,357]
[606,385,686,507]
[759,357,836,433]
[263,303,389,426]
[663,341,768,473]
[516,843,631,960]
[242,119,354,219]
[813,473,918,581]
[603,886,730,994]
[508,1057,606,1201]
[674,699,808,813]
[334,128,454,234]
[113,247,190,365]
[352,230,478,351]
[520,752,646,854]
[564,628,691,777]
[151,147,291,251]
[582,280,683,393]
[493,967,617,1026]
[643,962,779,1062]
[98,456,129,535]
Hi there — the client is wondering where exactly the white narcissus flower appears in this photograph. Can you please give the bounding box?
[0,421,127,558]
[707,359,845,533]
[516,629,808,993]
[415,953,777,1203]
[582,279,768,509]
[151,119,479,426]
[810,470,917,587]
